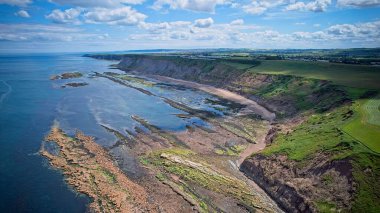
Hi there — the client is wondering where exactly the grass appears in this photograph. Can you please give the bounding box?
[316,201,337,213]
[343,99,380,153]
[262,104,355,161]
[350,153,380,212]
[260,102,380,212]
[214,145,247,156]
[363,98,380,126]
[98,167,117,183]
[248,60,380,90]
[244,74,348,116]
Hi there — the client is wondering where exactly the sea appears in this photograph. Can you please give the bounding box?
[0,53,232,212]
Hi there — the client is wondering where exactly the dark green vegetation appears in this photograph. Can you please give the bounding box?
[86,48,380,65]
[209,48,380,65]
[87,50,380,212]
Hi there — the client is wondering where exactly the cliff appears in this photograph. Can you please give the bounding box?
[86,54,379,212]
[111,55,348,118]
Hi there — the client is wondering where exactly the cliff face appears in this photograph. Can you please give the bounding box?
[240,154,353,213]
[117,56,243,87]
[116,55,348,118]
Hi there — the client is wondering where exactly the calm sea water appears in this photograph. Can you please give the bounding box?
[0,54,230,212]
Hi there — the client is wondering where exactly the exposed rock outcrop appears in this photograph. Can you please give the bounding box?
[240,154,353,212]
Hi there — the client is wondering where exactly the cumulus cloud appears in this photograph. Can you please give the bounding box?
[337,0,380,8]
[291,21,380,44]
[15,10,30,18]
[48,0,144,8]
[152,0,227,13]
[194,17,214,28]
[128,19,380,49]
[84,7,147,25]
[285,0,331,12]
[326,21,380,38]
[139,21,191,33]
[230,19,244,25]
[170,32,189,39]
[46,8,82,24]
[242,0,285,15]
[0,0,31,6]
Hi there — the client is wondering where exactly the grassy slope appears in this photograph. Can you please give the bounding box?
[242,60,380,212]
[249,76,345,113]
[261,103,380,212]
[343,99,380,153]
[248,60,380,90]
[244,59,380,152]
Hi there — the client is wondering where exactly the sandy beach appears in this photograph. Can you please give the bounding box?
[150,75,276,121]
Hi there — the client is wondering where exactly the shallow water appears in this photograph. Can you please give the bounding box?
[0,54,234,211]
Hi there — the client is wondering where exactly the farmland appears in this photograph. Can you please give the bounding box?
[248,60,380,90]
[343,98,380,153]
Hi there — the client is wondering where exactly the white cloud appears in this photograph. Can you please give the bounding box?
[285,0,331,12]
[84,6,147,25]
[314,23,321,27]
[0,0,31,6]
[48,0,144,8]
[139,21,191,33]
[15,10,30,18]
[194,17,214,28]
[170,32,189,39]
[337,0,380,8]
[326,21,380,38]
[46,8,82,24]
[128,19,380,49]
[230,19,244,25]
[152,0,228,13]
[291,21,380,43]
[242,0,285,15]
[243,5,266,14]
[0,24,105,42]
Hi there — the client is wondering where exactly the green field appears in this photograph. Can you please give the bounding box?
[343,99,380,153]
[364,98,380,126]
[262,104,356,161]
[248,60,380,90]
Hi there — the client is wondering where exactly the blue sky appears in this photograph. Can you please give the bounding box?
[0,0,379,53]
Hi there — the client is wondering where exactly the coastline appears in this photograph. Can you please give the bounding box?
[146,74,276,122]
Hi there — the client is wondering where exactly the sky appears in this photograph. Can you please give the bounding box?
[0,0,379,53]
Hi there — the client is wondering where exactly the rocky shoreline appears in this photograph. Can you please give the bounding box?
[50,54,374,212]
[41,99,283,212]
